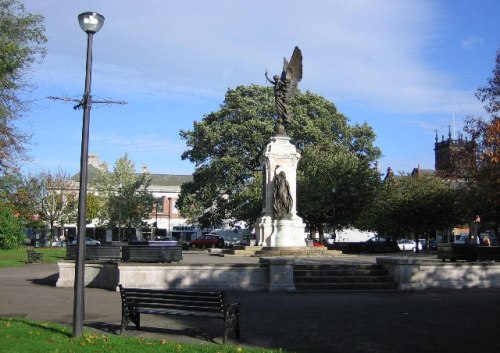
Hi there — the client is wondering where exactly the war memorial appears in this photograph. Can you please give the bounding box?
[56,47,500,295]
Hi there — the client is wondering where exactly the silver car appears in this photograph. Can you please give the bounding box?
[397,239,422,252]
[71,237,101,245]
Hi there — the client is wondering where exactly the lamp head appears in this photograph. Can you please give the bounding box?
[78,12,105,34]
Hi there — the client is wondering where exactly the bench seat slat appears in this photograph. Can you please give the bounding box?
[135,308,224,318]
[128,302,223,313]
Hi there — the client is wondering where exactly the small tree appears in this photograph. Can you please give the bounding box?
[0,172,44,231]
[298,143,380,241]
[368,173,464,248]
[38,170,77,241]
[93,154,154,240]
[0,204,25,249]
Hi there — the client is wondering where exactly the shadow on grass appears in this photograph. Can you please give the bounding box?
[0,317,71,337]
[87,321,219,344]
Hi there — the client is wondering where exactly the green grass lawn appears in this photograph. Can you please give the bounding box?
[0,318,290,353]
[0,247,66,268]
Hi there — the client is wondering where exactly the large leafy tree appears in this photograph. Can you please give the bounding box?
[178,85,381,230]
[0,0,46,174]
[93,154,155,240]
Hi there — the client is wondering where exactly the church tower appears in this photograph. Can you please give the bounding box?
[434,126,469,172]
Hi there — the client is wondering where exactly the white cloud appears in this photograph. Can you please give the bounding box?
[461,36,483,49]
[21,0,497,175]
[27,0,474,116]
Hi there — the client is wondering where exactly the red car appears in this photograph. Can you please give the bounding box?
[189,234,224,249]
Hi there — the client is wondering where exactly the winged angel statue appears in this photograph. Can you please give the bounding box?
[265,46,303,135]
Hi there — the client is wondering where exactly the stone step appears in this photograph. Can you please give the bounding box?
[295,269,391,277]
[293,263,398,291]
[294,282,399,291]
[221,246,341,257]
[294,275,395,284]
[294,264,384,271]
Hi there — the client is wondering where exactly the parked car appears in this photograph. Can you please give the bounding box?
[71,237,101,245]
[189,234,224,249]
[397,239,422,252]
[454,235,469,244]
[361,236,399,253]
[221,234,243,248]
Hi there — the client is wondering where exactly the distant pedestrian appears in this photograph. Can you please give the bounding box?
[469,215,481,245]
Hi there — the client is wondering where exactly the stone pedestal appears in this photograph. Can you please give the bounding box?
[255,135,306,247]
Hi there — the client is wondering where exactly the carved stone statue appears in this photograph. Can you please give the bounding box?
[265,46,303,135]
[273,168,293,218]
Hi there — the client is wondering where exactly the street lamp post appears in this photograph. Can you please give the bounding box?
[153,198,159,240]
[118,183,122,242]
[73,11,105,338]
[168,197,172,237]
[331,187,336,243]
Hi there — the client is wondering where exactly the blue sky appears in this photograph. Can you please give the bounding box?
[18,0,499,177]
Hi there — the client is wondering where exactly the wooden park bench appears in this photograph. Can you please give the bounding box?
[438,243,500,262]
[26,249,43,263]
[118,284,240,344]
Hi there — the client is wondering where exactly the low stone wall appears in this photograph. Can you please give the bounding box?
[57,261,275,291]
[57,261,119,290]
[118,263,269,291]
[377,257,500,290]
[57,257,500,292]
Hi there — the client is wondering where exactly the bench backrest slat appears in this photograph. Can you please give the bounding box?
[123,287,220,296]
[119,285,227,316]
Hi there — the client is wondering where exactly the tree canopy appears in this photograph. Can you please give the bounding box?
[0,0,46,174]
[444,48,500,226]
[178,85,381,230]
[364,174,464,242]
[298,143,380,237]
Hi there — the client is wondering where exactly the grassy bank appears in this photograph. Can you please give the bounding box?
[0,247,66,268]
[0,318,290,353]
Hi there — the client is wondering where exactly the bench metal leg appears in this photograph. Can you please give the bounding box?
[223,303,241,344]
[120,306,129,334]
[130,311,141,330]
[120,306,141,333]
[27,251,43,263]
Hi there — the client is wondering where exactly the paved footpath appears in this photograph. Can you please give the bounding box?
[1,255,500,353]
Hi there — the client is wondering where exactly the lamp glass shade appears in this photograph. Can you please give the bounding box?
[78,12,105,33]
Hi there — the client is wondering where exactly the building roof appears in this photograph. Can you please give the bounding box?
[71,166,192,188]
[149,174,193,187]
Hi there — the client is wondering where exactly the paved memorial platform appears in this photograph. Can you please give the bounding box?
[56,250,500,291]
[1,256,500,353]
